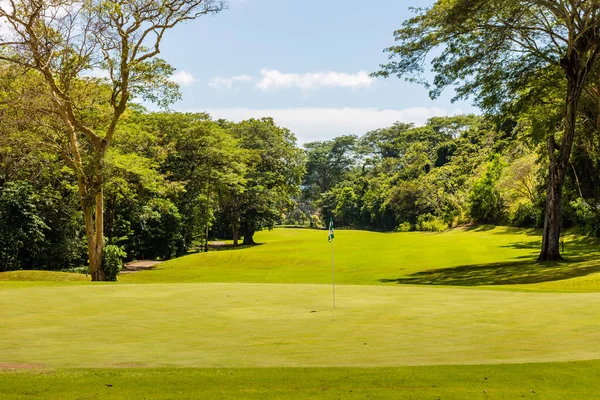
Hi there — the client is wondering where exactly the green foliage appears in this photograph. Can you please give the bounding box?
[570,199,600,237]
[468,155,507,225]
[102,244,126,282]
[0,182,48,271]
[310,214,323,228]
[510,202,543,229]
[395,222,412,232]
[137,198,183,260]
[228,118,305,244]
[303,135,356,202]
[415,214,448,232]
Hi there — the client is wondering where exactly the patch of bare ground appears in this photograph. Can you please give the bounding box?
[0,363,45,370]
[121,260,161,274]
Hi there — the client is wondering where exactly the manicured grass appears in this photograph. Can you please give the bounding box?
[3,283,600,368]
[3,227,600,399]
[2,361,600,399]
[119,227,600,291]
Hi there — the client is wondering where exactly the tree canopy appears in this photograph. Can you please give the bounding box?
[375,0,600,260]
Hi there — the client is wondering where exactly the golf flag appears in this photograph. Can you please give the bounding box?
[328,216,335,308]
[328,218,335,242]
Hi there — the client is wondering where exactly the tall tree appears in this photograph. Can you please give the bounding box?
[303,135,357,201]
[375,0,600,260]
[155,112,247,252]
[230,118,305,245]
[0,0,224,279]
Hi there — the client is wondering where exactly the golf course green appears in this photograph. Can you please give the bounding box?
[2,227,600,399]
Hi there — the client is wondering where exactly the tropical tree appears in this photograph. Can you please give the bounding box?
[230,118,305,245]
[303,135,357,201]
[0,0,224,279]
[375,0,600,260]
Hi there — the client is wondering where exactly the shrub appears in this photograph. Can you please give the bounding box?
[468,155,507,224]
[102,245,126,282]
[570,198,600,237]
[415,214,448,232]
[395,222,412,232]
[310,214,323,229]
[510,202,542,228]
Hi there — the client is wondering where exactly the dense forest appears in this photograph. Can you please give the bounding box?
[299,113,600,236]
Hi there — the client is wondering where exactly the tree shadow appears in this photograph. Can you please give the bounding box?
[276,225,321,230]
[206,243,265,252]
[379,257,600,286]
[379,234,600,286]
[465,225,541,236]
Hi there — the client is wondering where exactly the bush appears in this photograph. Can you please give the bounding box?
[570,198,600,237]
[310,214,323,229]
[102,245,126,282]
[468,155,507,224]
[415,214,448,232]
[395,222,412,232]
[0,181,48,271]
[510,202,542,228]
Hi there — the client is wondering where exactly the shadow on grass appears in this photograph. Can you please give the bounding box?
[206,243,264,252]
[465,225,541,236]
[381,235,600,286]
[276,225,321,230]
[380,258,600,286]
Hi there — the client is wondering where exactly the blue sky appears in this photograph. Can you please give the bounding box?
[159,0,479,143]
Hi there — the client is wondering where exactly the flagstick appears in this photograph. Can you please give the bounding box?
[331,239,335,309]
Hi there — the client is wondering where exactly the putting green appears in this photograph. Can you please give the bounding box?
[2,283,600,368]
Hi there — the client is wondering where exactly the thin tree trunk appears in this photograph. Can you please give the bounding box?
[204,174,211,253]
[232,225,239,246]
[94,187,105,281]
[570,162,583,198]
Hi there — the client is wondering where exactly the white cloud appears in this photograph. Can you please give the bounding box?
[195,107,466,143]
[255,69,374,91]
[81,68,110,79]
[171,71,197,87]
[208,75,253,90]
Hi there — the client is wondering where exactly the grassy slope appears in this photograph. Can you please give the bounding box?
[119,227,600,290]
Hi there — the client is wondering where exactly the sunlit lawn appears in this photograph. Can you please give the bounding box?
[2,227,600,398]
[119,226,600,290]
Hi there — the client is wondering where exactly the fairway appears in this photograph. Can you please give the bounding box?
[3,228,600,398]
[119,227,600,289]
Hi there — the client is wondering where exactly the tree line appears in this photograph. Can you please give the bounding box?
[3,0,600,279]
[0,104,303,276]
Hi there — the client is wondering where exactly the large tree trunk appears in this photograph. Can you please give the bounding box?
[242,229,255,245]
[539,74,582,261]
[539,147,564,261]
